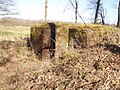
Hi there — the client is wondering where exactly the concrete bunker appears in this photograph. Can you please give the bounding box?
[30,23,88,60]
[30,23,120,60]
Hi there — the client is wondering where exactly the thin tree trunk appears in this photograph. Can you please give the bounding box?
[45,0,48,22]
[101,10,105,25]
[69,0,78,23]
[75,0,78,23]
[101,17,105,25]
[100,10,105,25]
[117,0,120,27]
[94,0,101,24]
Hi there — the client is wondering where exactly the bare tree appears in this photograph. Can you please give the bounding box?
[117,0,120,27]
[69,0,79,23]
[45,0,48,22]
[99,4,105,25]
[94,0,101,24]
[75,0,78,23]
[0,0,15,16]
[89,0,105,24]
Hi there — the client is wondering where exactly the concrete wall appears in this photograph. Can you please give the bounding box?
[30,23,120,60]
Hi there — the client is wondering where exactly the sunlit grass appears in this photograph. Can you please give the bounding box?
[0,25,30,41]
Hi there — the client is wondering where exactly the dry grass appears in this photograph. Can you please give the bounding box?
[0,24,120,90]
[0,25,30,41]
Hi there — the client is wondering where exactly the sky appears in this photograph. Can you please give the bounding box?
[12,0,119,24]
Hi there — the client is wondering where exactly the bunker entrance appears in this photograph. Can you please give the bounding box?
[68,28,86,49]
[68,29,78,49]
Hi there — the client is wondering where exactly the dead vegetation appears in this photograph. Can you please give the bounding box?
[0,24,120,90]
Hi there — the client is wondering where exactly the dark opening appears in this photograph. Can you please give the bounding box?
[68,29,77,49]
[48,23,56,59]
[68,28,87,49]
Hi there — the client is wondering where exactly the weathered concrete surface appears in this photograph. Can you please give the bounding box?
[55,23,69,58]
[30,23,120,60]
[30,23,51,60]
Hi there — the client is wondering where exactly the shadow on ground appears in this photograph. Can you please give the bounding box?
[104,43,120,55]
[94,43,120,55]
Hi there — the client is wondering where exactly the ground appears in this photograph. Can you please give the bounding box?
[0,25,120,90]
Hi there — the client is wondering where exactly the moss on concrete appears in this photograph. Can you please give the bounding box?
[30,22,120,58]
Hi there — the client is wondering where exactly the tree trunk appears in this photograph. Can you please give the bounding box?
[94,0,101,24]
[117,0,120,27]
[45,0,48,22]
[75,0,78,23]
[101,17,105,25]
[100,9,105,25]
[69,0,78,23]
